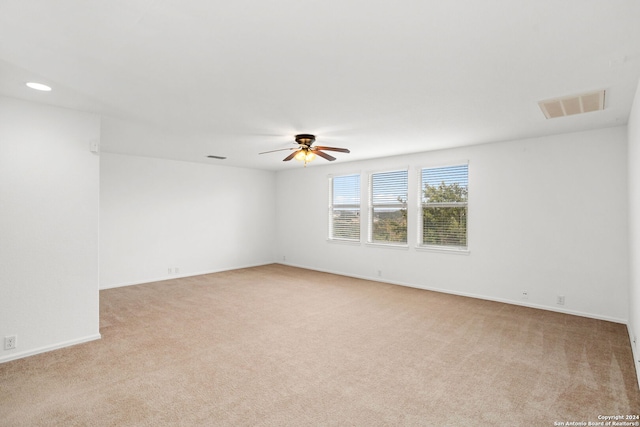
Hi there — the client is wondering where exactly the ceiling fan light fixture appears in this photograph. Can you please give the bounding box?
[294,148,316,165]
[294,150,307,162]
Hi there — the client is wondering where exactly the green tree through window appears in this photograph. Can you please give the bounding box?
[370,170,408,244]
[422,165,468,248]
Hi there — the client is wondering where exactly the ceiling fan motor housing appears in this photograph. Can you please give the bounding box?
[295,134,315,147]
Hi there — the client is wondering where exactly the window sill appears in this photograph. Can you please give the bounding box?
[327,238,362,246]
[365,242,410,250]
[415,245,470,255]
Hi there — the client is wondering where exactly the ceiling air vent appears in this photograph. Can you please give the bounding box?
[538,90,605,119]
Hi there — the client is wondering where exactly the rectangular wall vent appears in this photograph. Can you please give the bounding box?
[538,90,605,119]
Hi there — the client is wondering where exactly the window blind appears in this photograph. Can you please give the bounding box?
[329,174,360,241]
[370,170,408,244]
[421,164,468,248]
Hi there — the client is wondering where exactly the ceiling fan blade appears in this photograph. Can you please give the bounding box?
[314,150,336,161]
[314,146,350,153]
[283,150,299,161]
[259,147,297,155]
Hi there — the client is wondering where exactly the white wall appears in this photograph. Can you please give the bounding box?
[628,79,640,385]
[0,96,100,363]
[276,126,629,322]
[100,152,276,288]
[0,94,632,364]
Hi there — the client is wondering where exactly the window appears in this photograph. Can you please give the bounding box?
[369,170,408,244]
[420,164,468,249]
[329,174,361,241]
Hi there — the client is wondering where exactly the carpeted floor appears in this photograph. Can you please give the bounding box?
[1,264,638,426]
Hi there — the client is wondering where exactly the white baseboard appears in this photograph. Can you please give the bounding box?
[99,262,274,290]
[0,333,101,364]
[627,325,640,390]
[280,262,627,324]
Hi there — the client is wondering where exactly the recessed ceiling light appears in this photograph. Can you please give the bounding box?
[26,82,52,92]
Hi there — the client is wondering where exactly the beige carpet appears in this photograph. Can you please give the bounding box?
[1,264,638,426]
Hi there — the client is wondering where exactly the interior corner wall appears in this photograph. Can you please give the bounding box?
[99,152,277,289]
[275,126,629,323]
[628,78,640,386]
[0,96,100,363]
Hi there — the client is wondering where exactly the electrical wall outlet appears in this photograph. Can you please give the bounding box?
[377,270,382,277]
[522,290,528,300]
[4,335,17,350]
[557,295,565,305]
[89,140,100,154]
[174,267,179,274]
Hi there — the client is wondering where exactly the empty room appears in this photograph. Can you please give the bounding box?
[1,0,640,425]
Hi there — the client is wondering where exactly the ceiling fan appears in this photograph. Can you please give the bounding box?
[259,134,350,166]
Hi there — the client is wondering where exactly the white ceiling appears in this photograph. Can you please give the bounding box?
[1,0,640,170]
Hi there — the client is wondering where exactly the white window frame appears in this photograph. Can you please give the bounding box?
[328,174,361,242]
[418,163,469,252]
[368,169,409,246]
